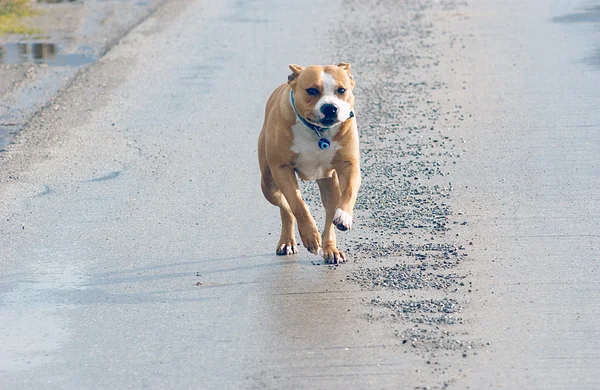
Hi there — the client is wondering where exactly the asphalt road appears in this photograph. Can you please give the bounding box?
[0,0,599,389]
[0,0,165,150]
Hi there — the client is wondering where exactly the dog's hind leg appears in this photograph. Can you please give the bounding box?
[260,167,297,255]
[258,129,297,255]
[317,173,345,264]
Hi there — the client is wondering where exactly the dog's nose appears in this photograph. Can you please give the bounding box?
[321,104,338,118]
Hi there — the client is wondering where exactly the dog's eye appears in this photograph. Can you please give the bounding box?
[337,88,346,94]
[306,88,320,96]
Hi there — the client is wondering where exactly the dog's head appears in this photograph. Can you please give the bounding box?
[288,63,355,127]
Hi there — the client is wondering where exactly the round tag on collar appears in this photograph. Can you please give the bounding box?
[318,138,331,150]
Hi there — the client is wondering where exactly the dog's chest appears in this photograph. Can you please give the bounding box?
[290,122,340,181]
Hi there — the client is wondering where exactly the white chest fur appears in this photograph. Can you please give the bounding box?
[290,121,340,181]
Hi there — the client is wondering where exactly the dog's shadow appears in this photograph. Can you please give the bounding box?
[54,253,289,306]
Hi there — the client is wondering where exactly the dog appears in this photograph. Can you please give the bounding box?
[257,63,361,264]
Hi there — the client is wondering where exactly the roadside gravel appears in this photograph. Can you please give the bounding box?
[323,0,478,385]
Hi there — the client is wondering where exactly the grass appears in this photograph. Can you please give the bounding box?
[0,0,38,35]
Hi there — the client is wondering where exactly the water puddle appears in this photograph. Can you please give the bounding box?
[552,5,600,70]
[0,258,87,371]
[0,43,96,66]
[36,0,149,4]
[552,5,600,24]
[37,0,79,3]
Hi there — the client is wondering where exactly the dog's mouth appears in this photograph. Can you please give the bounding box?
[319,118,338,127]
[304,113,337,128]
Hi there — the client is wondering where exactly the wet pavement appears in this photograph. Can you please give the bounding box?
[0,0,165,150]
[0,43,96,66]
[0,0,599,388]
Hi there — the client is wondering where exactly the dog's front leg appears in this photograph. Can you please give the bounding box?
[271,165,321,254]
[333,160,361,231]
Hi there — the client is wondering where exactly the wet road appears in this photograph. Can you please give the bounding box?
[0,1,426,388]
[1,0,599,388]
[0,0,165,150]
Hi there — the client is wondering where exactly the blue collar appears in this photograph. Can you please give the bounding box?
[289,90,355,134]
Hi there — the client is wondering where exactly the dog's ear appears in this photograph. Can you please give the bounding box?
[338,62,355,87]
[337,62,351,72]
[288,64,304,85]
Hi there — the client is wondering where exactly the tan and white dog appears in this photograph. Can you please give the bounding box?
[258,63,361,264]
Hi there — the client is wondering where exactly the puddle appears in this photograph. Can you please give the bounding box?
[553,4,600,70]
[0,258,87,371]
[36,0,149,4]
[0,43,96,66]
[37,0,79,3]
[552,5,600,24]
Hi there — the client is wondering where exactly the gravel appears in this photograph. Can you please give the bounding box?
[276,0,475,386]
[322,0,476,385]
[369,297,463,325]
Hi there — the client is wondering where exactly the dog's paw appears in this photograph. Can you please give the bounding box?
[322,247,346,265]
[299,224,321,255]
[333,208,353,231]
[276,238,298,256]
